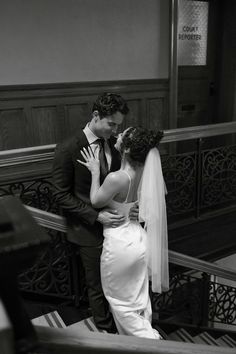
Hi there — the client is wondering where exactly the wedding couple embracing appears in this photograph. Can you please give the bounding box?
[53,92,169,339]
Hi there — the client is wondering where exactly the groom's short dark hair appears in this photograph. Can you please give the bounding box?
[92,92,129,118]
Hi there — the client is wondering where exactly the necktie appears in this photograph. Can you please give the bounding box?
[98,138,109,183]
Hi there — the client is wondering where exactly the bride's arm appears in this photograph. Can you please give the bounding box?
[77,146,122,208]
[90,172,122,208]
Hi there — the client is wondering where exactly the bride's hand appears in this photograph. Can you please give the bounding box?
[77,146,100,174]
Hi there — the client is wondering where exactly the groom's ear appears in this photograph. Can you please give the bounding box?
[92,110,100,122]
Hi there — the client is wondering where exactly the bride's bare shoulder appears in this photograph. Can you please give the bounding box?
[106,171,127,184]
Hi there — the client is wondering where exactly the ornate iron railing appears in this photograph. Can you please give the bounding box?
[201,145,236,210]
[0,143,235,223]
[162,142,236,222]
[0,178,57,212]
[209,280,236,325]
[18,229,75,300]
[152,271,236,328]
[22,204,236,328]
[0,122,236,304]
[9,199,236,328]
[152,273,206,325]
[162,152,196,217]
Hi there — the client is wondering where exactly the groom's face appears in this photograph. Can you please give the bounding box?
[97,112,124,140]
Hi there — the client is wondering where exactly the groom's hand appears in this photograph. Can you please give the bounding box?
[129,201,139,221]
[97,209,125,228]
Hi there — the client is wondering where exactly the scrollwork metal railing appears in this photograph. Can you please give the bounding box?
[0,122,236,306]
[209,280,236,325]
[201,144,236,210]
[18,229,74,300]
[152,271,236,328]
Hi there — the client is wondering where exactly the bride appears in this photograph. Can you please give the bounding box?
[78,126,169,339]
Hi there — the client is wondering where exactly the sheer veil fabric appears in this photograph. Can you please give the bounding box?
[138,148,169,293]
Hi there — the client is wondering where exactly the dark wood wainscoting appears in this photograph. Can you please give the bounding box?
[0,79,169,150]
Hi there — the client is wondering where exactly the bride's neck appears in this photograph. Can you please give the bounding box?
[120,156,141,174]
[120,157,129,169]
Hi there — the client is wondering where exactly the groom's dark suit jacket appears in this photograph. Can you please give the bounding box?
[53,130,121,246]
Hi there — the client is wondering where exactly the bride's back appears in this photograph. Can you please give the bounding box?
[112,168,143,204]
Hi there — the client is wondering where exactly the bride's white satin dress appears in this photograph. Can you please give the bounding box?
[101,172,160,339]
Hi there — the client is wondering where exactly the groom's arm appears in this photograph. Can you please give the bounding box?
[53,143,124,227]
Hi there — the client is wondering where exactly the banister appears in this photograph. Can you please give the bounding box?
[168,251,236,281]
[0,122,236,165]
[35,325,236,354]
[25,205,236,283]
[26,205,67,233]
[162,121,236,143]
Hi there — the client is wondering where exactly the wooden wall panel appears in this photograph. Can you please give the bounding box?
[0,108,28,149]
[64,103,90,139]
[147,97,167,131]
[178,77,210,128]
[0,79,169,150]
[120,98,143,132]
[30,106,61,145]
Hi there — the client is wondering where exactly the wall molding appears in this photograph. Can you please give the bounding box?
[0,79,168,100]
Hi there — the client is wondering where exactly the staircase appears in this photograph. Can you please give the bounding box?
[156,322,236,349]
[2,201,234,354]
[23,204,236,354]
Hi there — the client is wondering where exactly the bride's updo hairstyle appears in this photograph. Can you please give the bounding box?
[120,127,163,167]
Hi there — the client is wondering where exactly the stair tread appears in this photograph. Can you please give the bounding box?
[217,335,236,348]
[217,337,234,348]
[193,331,220,346]
[168,328,195,342]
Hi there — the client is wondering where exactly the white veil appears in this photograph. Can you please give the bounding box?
[138,147,169,293]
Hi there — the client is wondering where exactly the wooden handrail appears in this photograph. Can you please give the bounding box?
[25,205,236,283]
[35,325,236,354]
[0,122,236,165]
[169,251,236,281]
[162,121,236,143]
[26,205,67,233]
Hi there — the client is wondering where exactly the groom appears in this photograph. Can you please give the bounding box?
[53,92,132,333]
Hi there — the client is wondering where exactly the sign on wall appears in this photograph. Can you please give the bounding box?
[178,0,209,65]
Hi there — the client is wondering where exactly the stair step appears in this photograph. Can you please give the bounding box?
[217,335,236,348]
[168,328,195,343]
[194,331,220,346]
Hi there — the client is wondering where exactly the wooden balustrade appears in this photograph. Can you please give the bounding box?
[35,325,236,354]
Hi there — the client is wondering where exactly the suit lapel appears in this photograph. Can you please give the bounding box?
[76,130,90,150]
[74,130,92,183]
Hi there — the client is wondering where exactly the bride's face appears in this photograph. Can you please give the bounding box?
[114,127,130,152]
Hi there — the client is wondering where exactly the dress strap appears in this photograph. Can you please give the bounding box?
[121,170,132,203]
